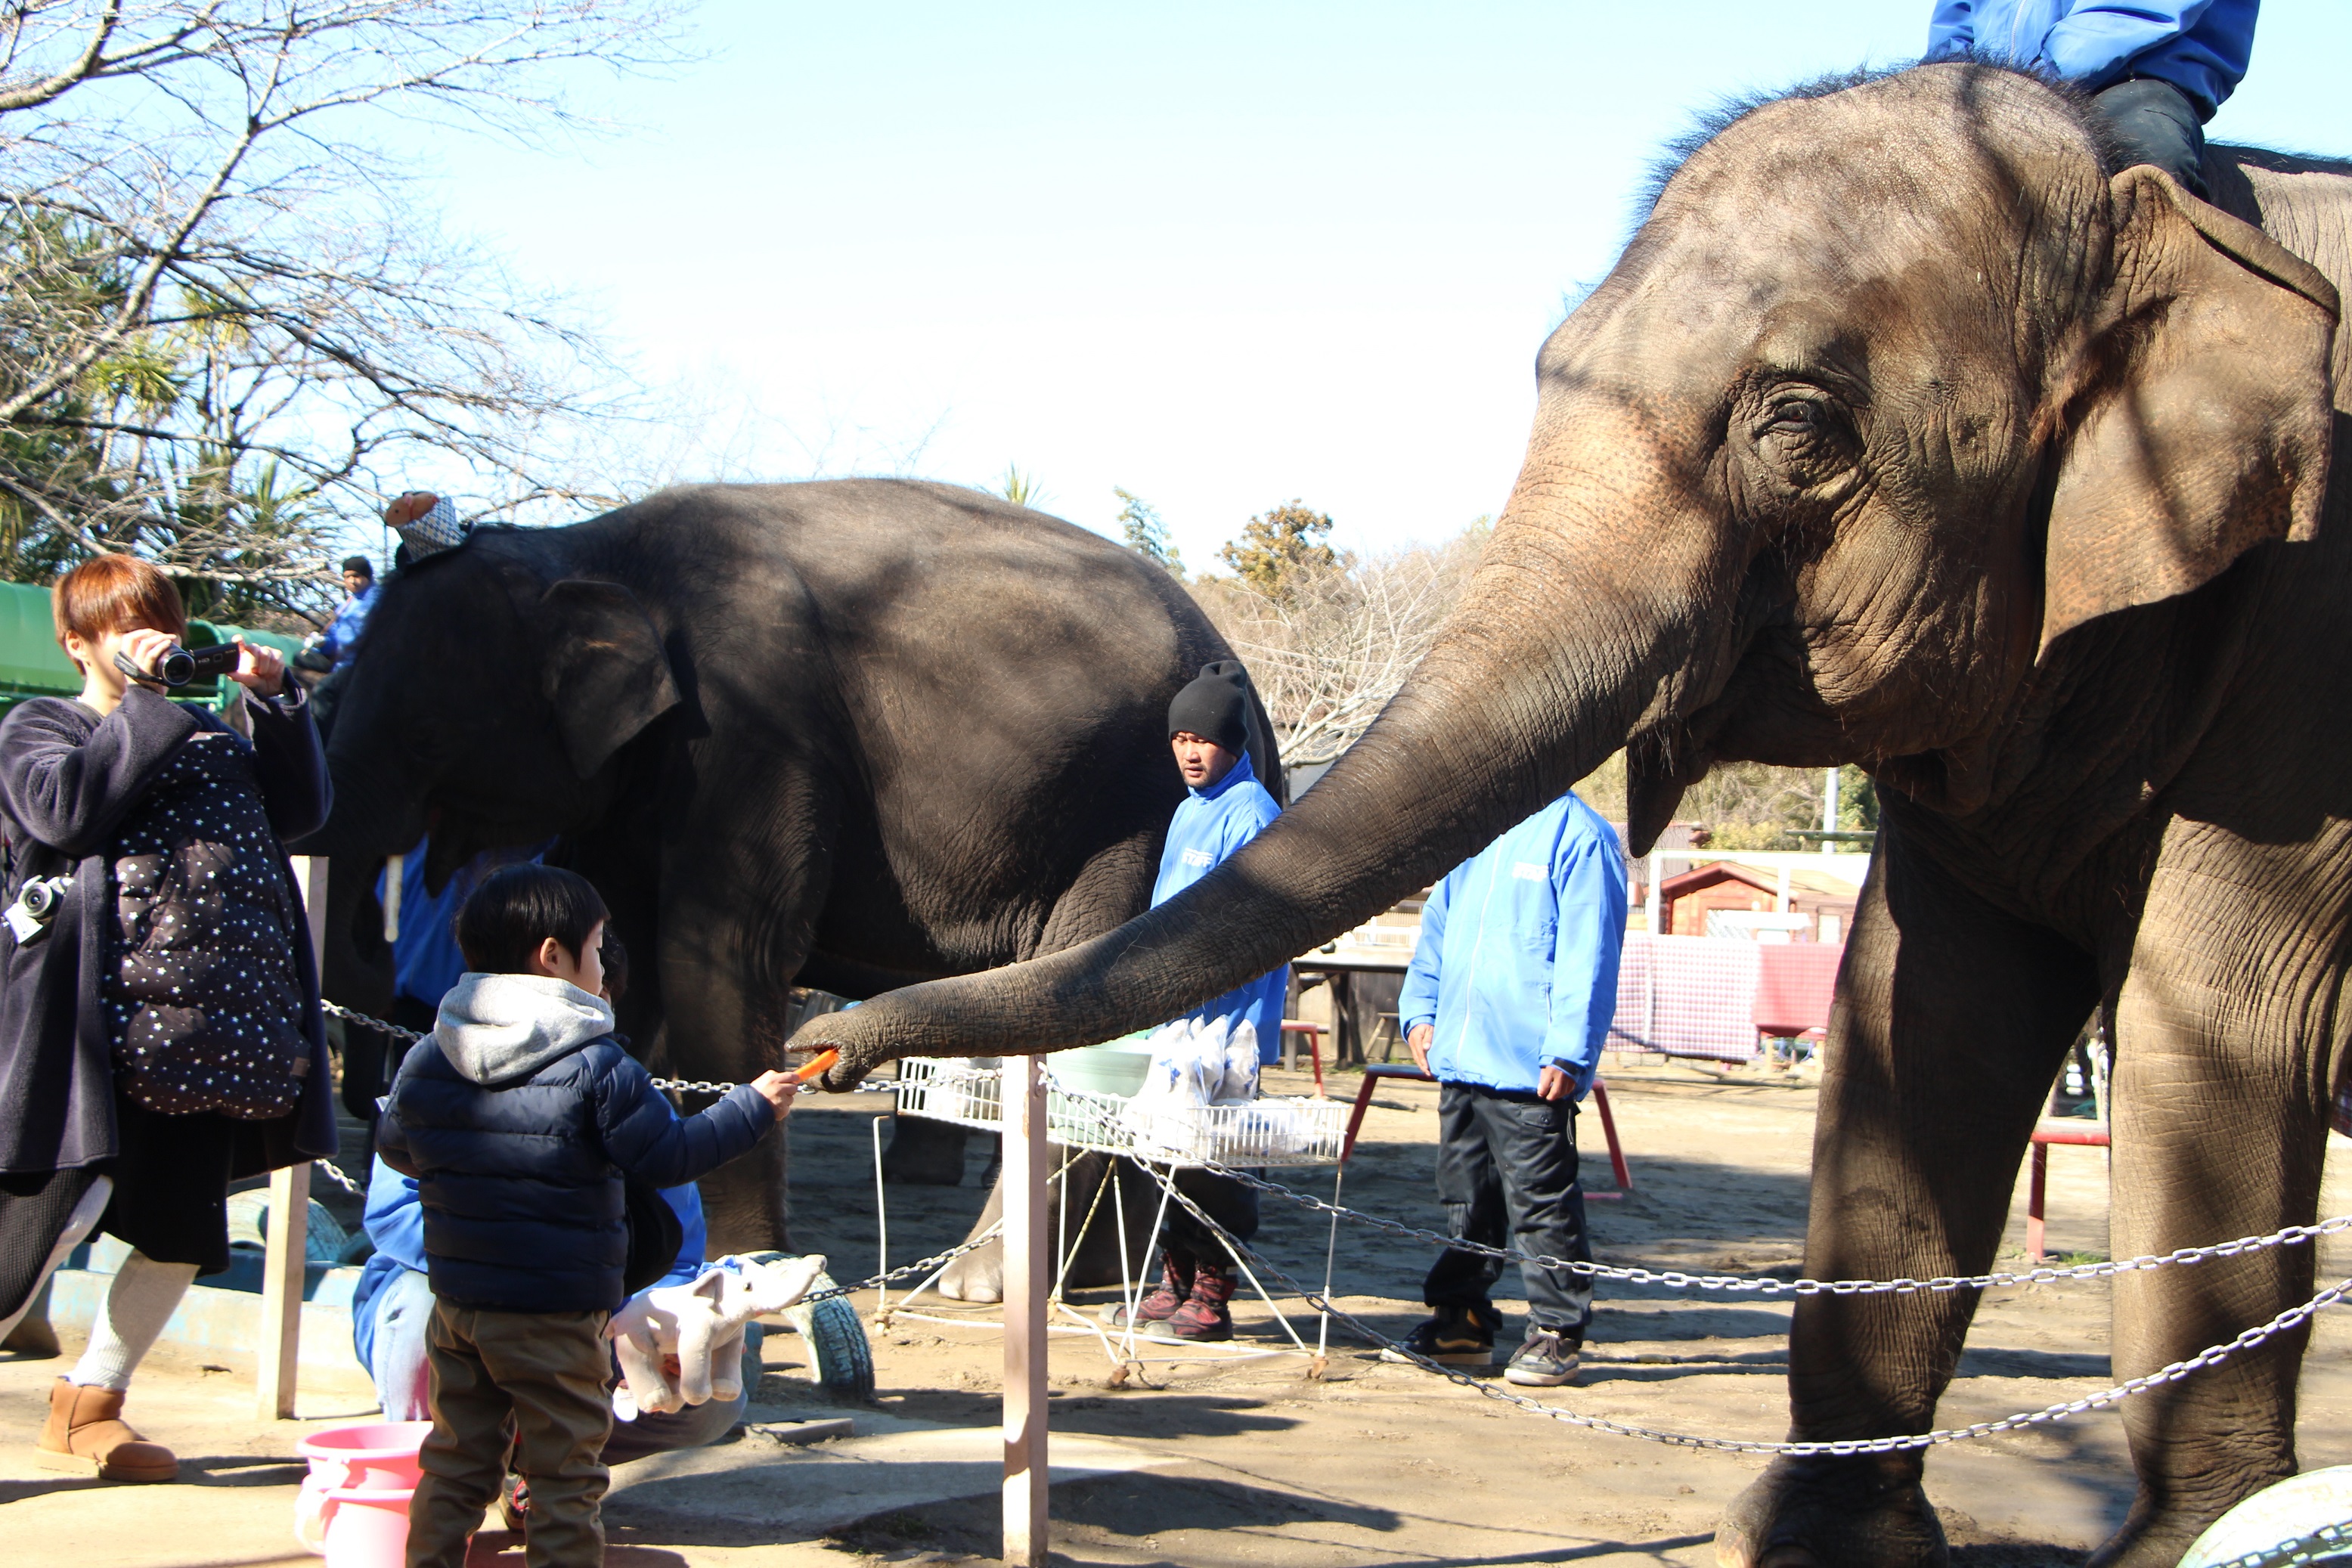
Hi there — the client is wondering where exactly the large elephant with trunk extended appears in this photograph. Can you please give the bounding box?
[797,65,2350,1566]
[295,479,1278,1263]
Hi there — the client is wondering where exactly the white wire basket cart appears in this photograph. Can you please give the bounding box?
[872,1058,1353,1377]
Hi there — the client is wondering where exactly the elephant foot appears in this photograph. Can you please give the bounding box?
[934,1240,1002,1303]
[2084,1481,2286,1568]
[879,1117,969,1186]
[1716,1455,1947,1568]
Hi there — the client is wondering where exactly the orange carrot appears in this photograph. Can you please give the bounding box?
[792,1049,839,1083]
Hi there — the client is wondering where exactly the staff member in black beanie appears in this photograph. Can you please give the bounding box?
[1108,660,1286,1342]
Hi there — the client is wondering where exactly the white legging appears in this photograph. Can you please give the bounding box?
[68,1248,199,1392]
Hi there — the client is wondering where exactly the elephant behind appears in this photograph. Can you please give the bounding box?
[300,478,1279,1254]
[797,67,2352,1567]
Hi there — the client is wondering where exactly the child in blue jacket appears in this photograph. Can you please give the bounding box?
[376,864,795,1568]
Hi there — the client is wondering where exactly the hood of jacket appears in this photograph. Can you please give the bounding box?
[433,972,615,1086]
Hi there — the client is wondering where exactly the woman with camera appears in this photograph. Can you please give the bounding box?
[0,554,333,1483]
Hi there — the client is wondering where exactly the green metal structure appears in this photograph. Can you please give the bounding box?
[0,580,308,720]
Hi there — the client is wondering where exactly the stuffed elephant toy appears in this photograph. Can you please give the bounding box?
[606,1252,829,1418]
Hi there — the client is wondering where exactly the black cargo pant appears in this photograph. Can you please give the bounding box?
[1143,1164,1259,1265]
[1421,1080,1593,1338]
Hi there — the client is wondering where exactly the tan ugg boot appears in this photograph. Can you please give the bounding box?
[35,1377,178,1483]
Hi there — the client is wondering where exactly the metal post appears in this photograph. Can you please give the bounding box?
[1822,767,1840,838]
[1002,1055,1050,1565]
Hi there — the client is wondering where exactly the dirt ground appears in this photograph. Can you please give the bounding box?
[5,1055,2349,1567]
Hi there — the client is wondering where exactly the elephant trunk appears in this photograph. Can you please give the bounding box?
[807,430,1739,1070]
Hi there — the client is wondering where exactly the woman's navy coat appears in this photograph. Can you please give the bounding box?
[0,684,336,1176]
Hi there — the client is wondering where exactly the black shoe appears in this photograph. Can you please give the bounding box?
[1379,1302,1500,1367]
[1503,1326,1582,1387]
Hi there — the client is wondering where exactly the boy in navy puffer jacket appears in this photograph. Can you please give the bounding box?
[377,865,795,1568]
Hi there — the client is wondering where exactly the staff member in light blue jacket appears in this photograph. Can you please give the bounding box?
[1113,661,1284,1343]
[1387,791,1626,1386]
[1926,0,2258,200]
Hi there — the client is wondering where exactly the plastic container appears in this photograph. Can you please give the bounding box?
[1046,1033,1157,1098]
[318,1485,415,1568]
[294,1421,429,1554]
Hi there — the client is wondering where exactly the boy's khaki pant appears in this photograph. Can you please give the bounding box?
[406,1300,612,1568]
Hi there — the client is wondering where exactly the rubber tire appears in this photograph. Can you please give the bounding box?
[786,1275,875,1404]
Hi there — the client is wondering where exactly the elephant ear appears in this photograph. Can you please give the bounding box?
[2039,167,2338,654]
[538,578,681,779]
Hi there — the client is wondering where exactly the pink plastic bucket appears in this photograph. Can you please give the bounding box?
[293,1422,429,1554]
[318,1486,414,1568]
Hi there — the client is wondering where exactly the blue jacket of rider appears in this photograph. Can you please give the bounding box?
[1926,0,2257,119]
[1399,792,1628,1100]
[1151,748,1288,1063]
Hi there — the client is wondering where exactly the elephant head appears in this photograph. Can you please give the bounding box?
[800,63,2337,1081]
[296,528,682,884]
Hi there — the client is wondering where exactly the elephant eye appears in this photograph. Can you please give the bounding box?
[1765,398,1824,432]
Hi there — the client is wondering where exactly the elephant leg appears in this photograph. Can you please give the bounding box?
[662,775,841,1257]
[936,834,1161,1301]
[2086,837,2339,1567]
[880,1117,971,1185]
[1719,824,2097,1568]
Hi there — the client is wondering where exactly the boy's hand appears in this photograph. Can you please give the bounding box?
[750,1071,798,1117]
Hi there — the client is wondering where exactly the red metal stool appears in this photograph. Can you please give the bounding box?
[2026,1121,2109,1263]
[1339,1063,1631,1198]
[1279,1019,1326,1095]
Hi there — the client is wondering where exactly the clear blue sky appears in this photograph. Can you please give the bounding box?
[422,1,2350,568]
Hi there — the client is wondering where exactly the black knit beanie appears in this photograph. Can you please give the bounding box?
[1167,661,1250,753]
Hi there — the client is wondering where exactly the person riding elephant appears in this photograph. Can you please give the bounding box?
[0,554,333,1483]
[1926,0,2258,198]
[296,478,1280,1273]
[794,63,2349,1568]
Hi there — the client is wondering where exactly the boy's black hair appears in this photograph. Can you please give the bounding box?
[454,864,609,975]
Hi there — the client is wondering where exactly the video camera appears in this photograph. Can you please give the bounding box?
[113,642,241,689]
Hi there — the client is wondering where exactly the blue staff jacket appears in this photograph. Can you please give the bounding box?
[1151,749,1288,1063]
[1399,792,1627,1099]
[350,1157,712,1368]
[321,584,379,667]
[1927,0,2257,119]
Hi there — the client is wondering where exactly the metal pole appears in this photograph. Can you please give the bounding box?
[1822,766,1840,838]
[1002,1055,1050,1565]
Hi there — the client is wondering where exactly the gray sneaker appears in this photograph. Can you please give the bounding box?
[1503,1327,1582,1386]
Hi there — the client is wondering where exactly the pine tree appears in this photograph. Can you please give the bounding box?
[1114,487,1182,576]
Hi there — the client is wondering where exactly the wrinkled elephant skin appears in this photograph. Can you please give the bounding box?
[795,67,2350,1566]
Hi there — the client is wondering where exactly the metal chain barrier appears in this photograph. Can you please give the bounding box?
[1008,1058,2352,1297]
[1184,1145,2352,1298]
[800,1225,1003,1306]
[320,999,894,1095]
[322,1014,2352,1306]
[1141,1156,2352,1457]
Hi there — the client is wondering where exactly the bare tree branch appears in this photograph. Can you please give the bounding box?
[0,0,696,613]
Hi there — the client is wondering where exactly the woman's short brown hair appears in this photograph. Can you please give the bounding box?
[53,554,187,658]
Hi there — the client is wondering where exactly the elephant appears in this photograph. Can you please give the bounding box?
[294,478,1281,1266]
[795,64,2351,1566]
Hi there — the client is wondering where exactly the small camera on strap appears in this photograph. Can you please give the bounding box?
[5,875,73,943]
